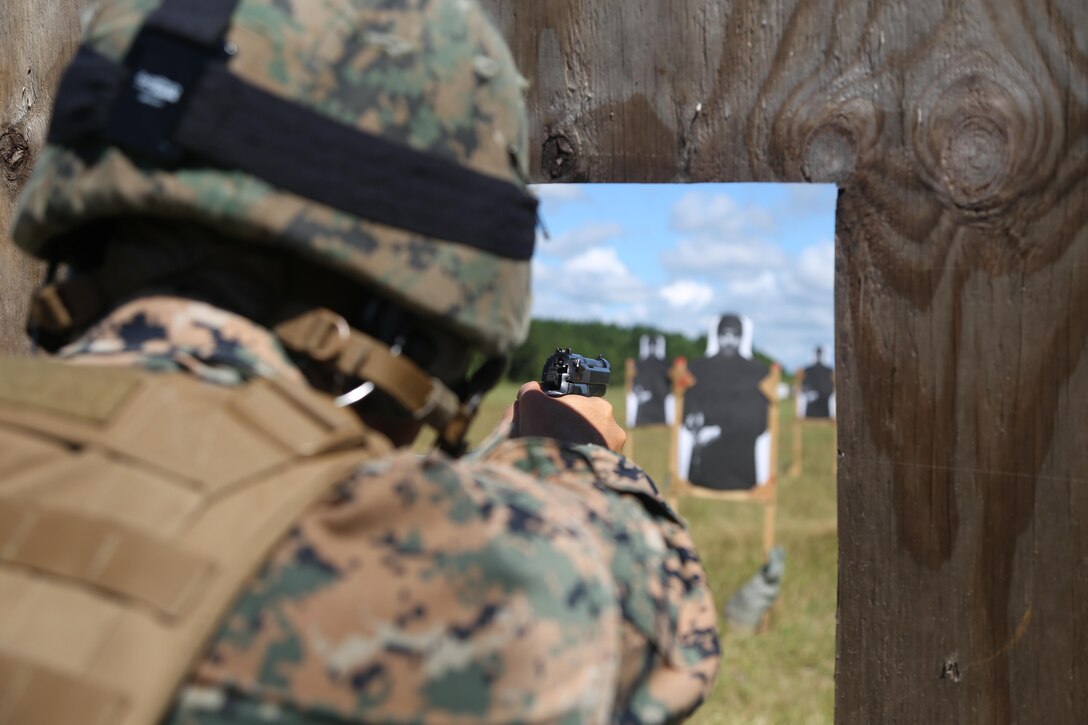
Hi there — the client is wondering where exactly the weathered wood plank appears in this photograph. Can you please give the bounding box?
[484,0,1087,721]
[0,0,90,355]
[821,1,1087,720]
[1,1,1086,721]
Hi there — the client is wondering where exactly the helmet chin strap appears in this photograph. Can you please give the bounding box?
[25,272,486,454]
[273,308,479,456]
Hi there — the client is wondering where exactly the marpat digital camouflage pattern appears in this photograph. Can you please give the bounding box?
[14,0,534,356]
[64,297,721,722]
[59,296,305,386]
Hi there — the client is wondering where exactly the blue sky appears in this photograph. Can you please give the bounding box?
[529,183,838,370]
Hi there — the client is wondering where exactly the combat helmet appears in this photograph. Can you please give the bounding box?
[14,0,537,450]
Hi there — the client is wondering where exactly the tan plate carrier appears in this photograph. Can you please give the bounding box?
[0,355,386,725]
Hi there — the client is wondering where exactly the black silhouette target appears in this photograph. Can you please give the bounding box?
[627,335,671,427]
[797,347,835,419]
[678,314,772,491]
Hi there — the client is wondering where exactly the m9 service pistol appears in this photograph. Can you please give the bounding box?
[540,348,611,397]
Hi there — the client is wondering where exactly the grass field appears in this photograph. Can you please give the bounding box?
[423,381,838,723]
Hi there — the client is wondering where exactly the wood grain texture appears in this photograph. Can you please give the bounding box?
[484,0,1087,721]
[0,0,90,355]
[822,2,1087,721]
[0,0,1085,720]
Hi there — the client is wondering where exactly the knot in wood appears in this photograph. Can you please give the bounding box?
[910,51,1057,223]
[941,115,1008,206]
[0,127,32,186]
[939,658,962,683]
[802,124,857,184]
[542,133,579,181]
[780,94,878,185]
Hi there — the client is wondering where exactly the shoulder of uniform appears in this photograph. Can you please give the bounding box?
[0,355,144,423]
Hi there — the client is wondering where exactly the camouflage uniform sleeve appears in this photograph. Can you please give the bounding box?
[169,449,628,724]
[167,441,718,724]
[477,438,722,723]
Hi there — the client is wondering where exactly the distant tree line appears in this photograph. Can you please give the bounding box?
[506,318,781,385]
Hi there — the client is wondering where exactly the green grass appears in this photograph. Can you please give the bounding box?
[422,382,838,723]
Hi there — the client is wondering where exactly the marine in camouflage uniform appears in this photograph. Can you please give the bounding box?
[50,296,720,722]
[2,0,720,722]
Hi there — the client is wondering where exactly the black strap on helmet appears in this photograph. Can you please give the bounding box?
[144,0,240,44]
[48,0,538,261]
[98,0,239,163]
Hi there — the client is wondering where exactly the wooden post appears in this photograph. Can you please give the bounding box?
[0,0,91,356]
[762,503,776,560]
[789,369,803,476]
[760,364,780,557]
[666,357,690,509]
[790,417,802,476]
[623,357,636,461]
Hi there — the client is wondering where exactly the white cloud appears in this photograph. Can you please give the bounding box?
[662,192,788,278]
[566,247,622,274]
[671,191,777,237]
[539,222,623,258]
[664,237,787,275]
[531,247,649,324]
[730,271,779,298]
[672,192,740,231]
[796,241,834,291]
[531,184,584,203]
[560,248,647,302]
[660,280,714,310]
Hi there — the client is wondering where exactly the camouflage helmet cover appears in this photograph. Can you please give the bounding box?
[13,0,535,356]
